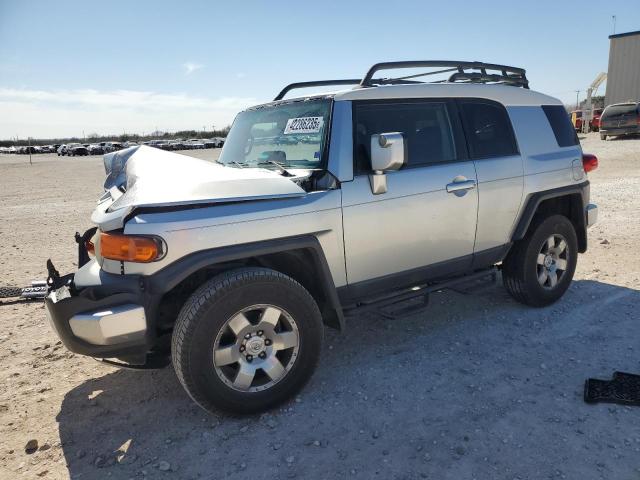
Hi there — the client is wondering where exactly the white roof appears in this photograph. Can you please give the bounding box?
[322,83,562,107]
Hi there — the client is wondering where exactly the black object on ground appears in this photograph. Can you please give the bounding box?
[584,371,640,406]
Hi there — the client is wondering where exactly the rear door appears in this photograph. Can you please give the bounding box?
[341,99,478,289]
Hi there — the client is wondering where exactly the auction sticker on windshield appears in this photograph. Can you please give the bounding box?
[284,117,324,134]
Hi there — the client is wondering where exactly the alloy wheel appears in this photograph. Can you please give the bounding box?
[212,304,300,392]
[536,234,569,290]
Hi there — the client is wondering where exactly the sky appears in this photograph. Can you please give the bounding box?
[1,0,639,139]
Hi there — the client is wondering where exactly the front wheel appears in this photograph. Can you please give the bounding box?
[172,267,323,414]
[502,215,578,307]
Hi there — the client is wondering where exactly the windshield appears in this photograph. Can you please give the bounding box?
[219,98,331,169]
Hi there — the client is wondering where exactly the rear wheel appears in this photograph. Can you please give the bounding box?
[502,215,578,307]
[172,267,323,414]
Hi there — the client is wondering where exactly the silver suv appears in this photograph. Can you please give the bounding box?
[45,61,599,414]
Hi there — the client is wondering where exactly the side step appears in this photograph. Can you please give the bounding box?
[344,267,497,318]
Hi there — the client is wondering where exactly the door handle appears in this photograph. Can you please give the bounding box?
[446,179,476,193]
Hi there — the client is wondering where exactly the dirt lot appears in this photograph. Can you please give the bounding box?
[1,135,639,480]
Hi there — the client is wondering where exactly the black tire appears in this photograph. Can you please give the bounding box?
[172,267,323,414]
[600,133,607,141]
[502,214,578,307]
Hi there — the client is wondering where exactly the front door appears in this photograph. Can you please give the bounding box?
[341,99,478,291]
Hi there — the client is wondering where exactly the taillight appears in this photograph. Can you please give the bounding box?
[100,233,164,263]
[582,153,598,173]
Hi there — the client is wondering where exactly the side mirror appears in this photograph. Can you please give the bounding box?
[369,132,405,194]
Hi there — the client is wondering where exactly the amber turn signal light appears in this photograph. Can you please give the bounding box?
[100,233,164,263]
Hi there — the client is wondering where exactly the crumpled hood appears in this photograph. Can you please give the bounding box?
[92,145,306,231]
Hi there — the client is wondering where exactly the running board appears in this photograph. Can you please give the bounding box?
[344,267,497,317]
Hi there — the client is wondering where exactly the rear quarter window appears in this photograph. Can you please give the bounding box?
[460,101,518,159]
[542,105,579,148]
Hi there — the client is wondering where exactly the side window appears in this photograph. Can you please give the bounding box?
[354,102,457,173]
[542,105,579,147]
[460,101,518,159]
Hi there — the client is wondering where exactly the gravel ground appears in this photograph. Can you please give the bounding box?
[0,135,639,480]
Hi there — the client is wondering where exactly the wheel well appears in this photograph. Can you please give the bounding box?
[527,194,586,252]
[155,248,339,334]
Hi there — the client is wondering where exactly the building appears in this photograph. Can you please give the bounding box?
[605,30,640,106]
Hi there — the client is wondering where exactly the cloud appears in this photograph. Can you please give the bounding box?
[183,62,204,75]
[0,87,260,138]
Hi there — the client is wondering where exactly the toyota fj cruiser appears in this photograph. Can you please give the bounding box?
[45,61,599,414]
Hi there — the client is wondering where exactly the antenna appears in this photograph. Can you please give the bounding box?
[612,15,616,35]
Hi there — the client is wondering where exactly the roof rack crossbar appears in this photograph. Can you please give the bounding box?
[385,67,460,82]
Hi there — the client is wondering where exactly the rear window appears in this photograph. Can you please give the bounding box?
[542,105,579,147]
[602,104,639,118]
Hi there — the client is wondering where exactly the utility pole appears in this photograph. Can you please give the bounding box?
[575,90,580,110]
[612,15,616,35]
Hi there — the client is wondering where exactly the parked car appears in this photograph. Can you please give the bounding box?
[103,142,124,153]
[88,144,104,155]
[185,139,205,149]
[589,108,604,132]
[202,138,225,148]
[169,141,185,150]
[45,60,598,415]
[57,145,68,156]
[599,102,640,140]
[570,110,583,131]
[66,143,89,156]
[147,140,171,150]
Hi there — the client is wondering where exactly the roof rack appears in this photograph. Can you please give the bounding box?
[361,61,529,89]
[274,60,529,100]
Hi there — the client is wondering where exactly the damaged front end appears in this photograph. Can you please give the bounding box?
[94,145,309,231]
[44,146,318,367]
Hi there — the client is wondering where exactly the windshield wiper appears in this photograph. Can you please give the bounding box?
[257,160,295,177]
[217,159,246,168]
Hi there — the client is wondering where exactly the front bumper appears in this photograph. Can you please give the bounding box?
[45,261,153,359]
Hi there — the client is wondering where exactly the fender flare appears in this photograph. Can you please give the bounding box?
[146,235,345,330]
[511,181,589,250]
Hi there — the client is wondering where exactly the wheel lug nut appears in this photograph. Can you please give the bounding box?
[257,330,264,336]
[239,345,245,352]
[264,339,272,346]
[246,355,253,362]
[258,352,266,359]
[244,333,251,339]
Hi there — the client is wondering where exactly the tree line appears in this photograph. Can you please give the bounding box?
[0,126,231,147]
